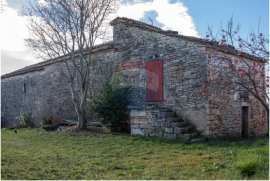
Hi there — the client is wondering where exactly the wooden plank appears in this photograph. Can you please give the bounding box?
[146,60,163,101]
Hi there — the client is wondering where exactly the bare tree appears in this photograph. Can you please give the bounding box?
[1,0,6,13]
[192,16,269,113]
[23,0,118,129]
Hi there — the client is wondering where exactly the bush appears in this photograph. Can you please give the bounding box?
[43,115,53,125]
[235,155,259,177]
[41,125,59,131]
[19,110,34,127]
[87,73,131,127]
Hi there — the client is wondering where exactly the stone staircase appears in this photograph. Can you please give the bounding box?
[149,107,206,142]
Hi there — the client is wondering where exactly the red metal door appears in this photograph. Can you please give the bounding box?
[146,60,163,101]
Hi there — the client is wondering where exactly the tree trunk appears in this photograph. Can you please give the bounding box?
[79,108,87,130]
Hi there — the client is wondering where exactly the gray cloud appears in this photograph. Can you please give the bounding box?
[1,50,38,75]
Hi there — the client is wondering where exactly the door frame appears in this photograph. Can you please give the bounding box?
[241,106,249,138]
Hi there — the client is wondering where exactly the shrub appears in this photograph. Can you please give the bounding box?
[235,155,259,177]
[87,73,131,127]
[19,110,34,127]
[43,115,53,125]
[41,125,59,131]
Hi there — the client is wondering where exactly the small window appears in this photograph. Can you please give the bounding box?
[23,84,26,93]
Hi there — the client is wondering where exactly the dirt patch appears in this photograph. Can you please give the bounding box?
[61,125,104,134]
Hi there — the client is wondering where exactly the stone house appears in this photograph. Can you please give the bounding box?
[1,17,268,140]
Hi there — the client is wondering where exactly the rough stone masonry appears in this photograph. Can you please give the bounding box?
[1,17,267,140]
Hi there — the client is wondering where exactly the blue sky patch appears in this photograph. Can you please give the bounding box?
[140,10,164,27]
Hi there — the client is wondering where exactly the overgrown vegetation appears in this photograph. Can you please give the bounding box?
[1,129,268,180]
[87,72,131,127]
[42,115,53,125]
[5,124,27,130]
[233,142,269,178]
[18,110,33,127]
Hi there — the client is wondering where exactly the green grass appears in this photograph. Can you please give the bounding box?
[1,128,269,180]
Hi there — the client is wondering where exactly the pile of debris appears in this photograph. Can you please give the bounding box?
[58,120,102,127]
[62,125,79,133]
[58,120,78,126]
[57,120,130,133]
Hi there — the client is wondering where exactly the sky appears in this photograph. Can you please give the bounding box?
[0,0,269,75]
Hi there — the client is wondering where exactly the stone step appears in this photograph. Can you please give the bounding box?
[151,108,171,113]
[191,137,206,142]
[151,107,167,109]
[170,122,187,127]
[174,126,190,134]
[177,133,198,140]
[166,117,182,122]
[158,112,175,118]
[178,133,192,140]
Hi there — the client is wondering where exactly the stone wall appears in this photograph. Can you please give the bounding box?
[204,51,267,140]
[112,20,209,134]
[1,18,267,140]
[1,49,116,126]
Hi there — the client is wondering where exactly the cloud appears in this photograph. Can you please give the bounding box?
[117,0,199,37]
[1,50,37,75]
[1,0,38,75]
[1,0,199,75]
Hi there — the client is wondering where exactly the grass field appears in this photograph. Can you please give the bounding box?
[1,128,269,180]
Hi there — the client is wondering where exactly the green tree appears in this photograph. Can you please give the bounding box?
[87,73,131,127]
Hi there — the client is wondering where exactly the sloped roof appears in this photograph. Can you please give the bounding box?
[110,17,262,61]
[1,41,114,79]
[2,17,263,79]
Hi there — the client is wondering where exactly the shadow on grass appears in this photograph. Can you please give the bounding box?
[108,132,269,149]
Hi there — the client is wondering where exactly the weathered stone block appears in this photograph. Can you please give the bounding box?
[165,122,172,128]
[180,96,187,101]
[131,124,139,128]
[158,112,175,118]
[131,128,144,135]
[164,133,176,139]
[166,118,181,122]
[132,118,148,124]
[171,122,186,127]
[149,118,155,123]
[149,132,158,137]
[157,118,166,122]
[142,128,154,135]
[165,127,173,134]
[178,134,192,140]
[150,112,157,118]
[174,127,189,134]
[130,110,146,117]
[140,124,152,129]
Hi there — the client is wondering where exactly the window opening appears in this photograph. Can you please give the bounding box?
[23,84,26,93]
